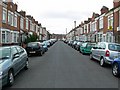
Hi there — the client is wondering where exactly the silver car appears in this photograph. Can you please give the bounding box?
[90,42,120,67]
[0,46,29,87]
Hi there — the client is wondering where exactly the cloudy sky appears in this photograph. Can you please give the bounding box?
[13,0,113,34]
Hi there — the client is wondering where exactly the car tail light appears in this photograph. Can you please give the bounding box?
[105,50,110,57]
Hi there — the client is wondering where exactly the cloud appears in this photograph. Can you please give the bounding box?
[13,0,113,34]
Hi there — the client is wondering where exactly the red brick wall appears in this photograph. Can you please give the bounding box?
[114,11,119,33]
[103,15,108,34]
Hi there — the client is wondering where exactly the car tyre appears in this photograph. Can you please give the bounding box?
[100,58,106,67]
[40,51,43,56]
[24,60,29,70]
[112,63,120,77]
[7,70,14,86]
[90,54,93,60]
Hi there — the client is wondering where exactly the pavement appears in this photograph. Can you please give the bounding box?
[3,41,119,89]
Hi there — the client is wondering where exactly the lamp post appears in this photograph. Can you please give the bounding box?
[74,21,76,40]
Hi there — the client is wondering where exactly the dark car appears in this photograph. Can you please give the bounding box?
[0,46,29,87]
[75,42,83,51]
[25,42,44,56]
[112,57,120,77]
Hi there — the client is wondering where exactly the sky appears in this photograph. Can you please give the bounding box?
[13,0,113,34]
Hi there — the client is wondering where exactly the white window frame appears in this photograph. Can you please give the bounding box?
[26,19,29,30]
[108,14,113,29]
[8,11,12,25]
[20,17,24,29]
[1,29,11,43]
[2,7,7,23]
[99,16,103,29]
[30,21,32,31]
[14,14,17,27]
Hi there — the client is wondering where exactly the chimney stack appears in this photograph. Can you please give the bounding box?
[100,6,109,14]
[113,0,120,8]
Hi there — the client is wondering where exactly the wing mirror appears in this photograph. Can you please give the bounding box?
[13,53,19,59]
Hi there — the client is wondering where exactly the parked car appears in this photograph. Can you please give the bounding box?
[0,46,29,86]
[112,57,120,77]
[72,41,78,48]
[75,42,83,51]
[25,42,44,56]
[42,41,48,52]
[80,42,96,55]
[90,42,120,67]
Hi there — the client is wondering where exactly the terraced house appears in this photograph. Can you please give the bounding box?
[0,0,50,46]
[66,0,120,44]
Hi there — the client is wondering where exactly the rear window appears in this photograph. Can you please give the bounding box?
[28,43,38,47]
[87,43,95,47]
[82,43,87,47]
[108,44,120,52]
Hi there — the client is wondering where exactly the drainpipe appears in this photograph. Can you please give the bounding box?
[113,10,115,43]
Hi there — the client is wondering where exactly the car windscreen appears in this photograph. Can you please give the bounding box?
[0,47,11,60]
[108,44,120,52]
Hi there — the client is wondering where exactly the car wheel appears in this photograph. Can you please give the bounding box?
[100,58,106,67]
[112,63,120,77]
[24,60,29,70]
[90,54,93,60]
[40,51,43,56]
[7,70,14,86]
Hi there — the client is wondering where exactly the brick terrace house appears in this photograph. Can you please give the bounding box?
[0,0,50,46]
[0,1,20,46]
[66,0,120,44]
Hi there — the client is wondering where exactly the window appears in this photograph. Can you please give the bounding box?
[108,15,113,30]
[100,34,103,42]
[14,14,17,27]
[91,22,96,31]
[100,43,106,49]
[6,31,11,43]
[108,44,120,51]
[16,47,24,54]
[99,17,103,29]
[12,31,19,43]
[26,19,29,30]
[2,31,5,43]
[20,18,24,29]
[8,11,12,25]
[30,21,32,30]
[2,8,7,23]
[1,30,18,43]
[11,13,14,26]
[12,47,18,56]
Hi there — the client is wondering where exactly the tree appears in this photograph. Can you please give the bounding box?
[24,34,39,44]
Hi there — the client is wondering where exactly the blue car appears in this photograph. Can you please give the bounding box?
[112,57,120,77]
[0,46,29,87]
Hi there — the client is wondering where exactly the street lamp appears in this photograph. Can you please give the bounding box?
[74,21,76,40]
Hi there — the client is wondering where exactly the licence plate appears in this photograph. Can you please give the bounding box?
[29,51,35,53]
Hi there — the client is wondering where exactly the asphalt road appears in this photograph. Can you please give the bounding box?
[3,41,119,89]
